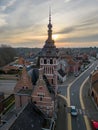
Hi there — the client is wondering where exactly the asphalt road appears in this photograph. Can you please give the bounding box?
[70,61,98,130]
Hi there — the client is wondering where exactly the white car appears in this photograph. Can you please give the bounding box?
[70,106,78,116]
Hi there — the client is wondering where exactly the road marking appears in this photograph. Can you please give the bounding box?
[58,94,68,104]
[66,63,94,130]
[80,76,91,130]
[67,83,72,130]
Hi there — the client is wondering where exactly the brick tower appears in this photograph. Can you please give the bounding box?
[39,9,58,94]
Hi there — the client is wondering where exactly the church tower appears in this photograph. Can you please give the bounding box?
[39,9,58,94]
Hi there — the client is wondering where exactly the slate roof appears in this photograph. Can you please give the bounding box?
[58,69,66,77]
[9,103,45,130]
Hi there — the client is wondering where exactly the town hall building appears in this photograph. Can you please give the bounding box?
[14,10,58,118]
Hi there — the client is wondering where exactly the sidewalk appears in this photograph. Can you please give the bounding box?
[58,74,75,86]
[82,79,98,121]
[58,74,75,97]
[0,106,23,130]
[55,95,67,130]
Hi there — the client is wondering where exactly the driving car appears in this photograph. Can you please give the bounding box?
[70,106,78,116]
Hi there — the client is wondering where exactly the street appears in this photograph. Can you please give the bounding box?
[57,60,98,130]
[70,61,98,130]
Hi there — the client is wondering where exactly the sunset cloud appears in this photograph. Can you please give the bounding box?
[0,0,98,48]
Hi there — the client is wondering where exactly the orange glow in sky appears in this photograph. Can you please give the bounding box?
[0,0,98,48]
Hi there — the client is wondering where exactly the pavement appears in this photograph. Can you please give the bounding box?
[58,74,75,97]
[82,78,98,121]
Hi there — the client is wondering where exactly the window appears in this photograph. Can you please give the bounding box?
[44,59,47,64]
[52,79,53,84]
[50,59,53,64]
[40,59,43,64]
[38,94,44,97]
[34,101,37,104]
[37,92,45,97]
[40,97,42,101]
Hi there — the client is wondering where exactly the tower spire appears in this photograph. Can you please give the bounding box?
[49,6,51,24]
[47,6,52,41]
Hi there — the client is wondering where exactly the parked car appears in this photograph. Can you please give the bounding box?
[91,120,98,130]
[70,106,78,116]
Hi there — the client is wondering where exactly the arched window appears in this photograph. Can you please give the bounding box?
[44,59,47,64]
[50,59,53,64]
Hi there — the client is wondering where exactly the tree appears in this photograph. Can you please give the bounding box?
[0,44,17,67]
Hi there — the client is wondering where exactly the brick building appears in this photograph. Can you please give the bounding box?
[90,70,98,107]
[32,68,54,117]
[14,10,57,118]
[14,66,33,108]
[39,11,58,94]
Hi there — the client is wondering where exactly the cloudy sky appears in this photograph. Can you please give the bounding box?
[0,0,98,48]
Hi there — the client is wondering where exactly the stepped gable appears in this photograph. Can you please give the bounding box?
[14,66,33,92]
[32,68,52,98]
